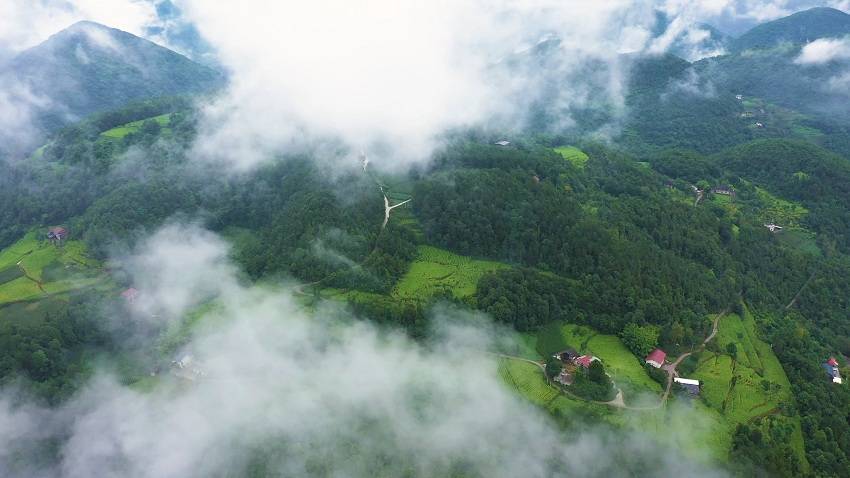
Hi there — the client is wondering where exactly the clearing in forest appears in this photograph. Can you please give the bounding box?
[391,245,508,300]
[0,231,101,305]
[100,113,172,139]
[554,146,589,168]
[536,322,660,395]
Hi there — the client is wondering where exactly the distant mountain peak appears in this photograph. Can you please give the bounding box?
[0,22,222,155]
[731,6,850,53]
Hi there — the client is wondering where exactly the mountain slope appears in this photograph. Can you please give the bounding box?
[1,21,222,142]
[731,7,850,52]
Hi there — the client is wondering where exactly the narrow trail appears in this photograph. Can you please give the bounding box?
[785,271,816,310]
[16,261,46,293]
[658,312,723,405]
[291,157,411,298]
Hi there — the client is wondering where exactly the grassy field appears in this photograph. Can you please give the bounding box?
[586,334,662,393]
[754,187,808,227]
[554,146,589,168]
[688,306,805,467]
[498,358,558,405]
[391,246,509,301]
[498,355,730,463]
[536,322,660,394]
[101,113,172,139]
[0,230,101,305]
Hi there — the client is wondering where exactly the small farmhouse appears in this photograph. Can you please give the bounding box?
[645,348,666,368]
[554,348,579,363]
[712,185,735,196]
[47,226,67,242]
[764,223,783,232]
[574,355,599,368]
[555,370,574,385]
[674,377,701,395]
[824,357,843,384]
[121,287,140,304]
[494,140,511,146]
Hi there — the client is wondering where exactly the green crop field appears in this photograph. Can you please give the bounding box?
[498,358,558,405]
[0,230,101,305]
[688,306,802,464]
[101,113,172,139]
[716,314,763,371]
[754,187,808,227]
[554,146,589,168]
[392,246,508,300]
[586,335,662,393]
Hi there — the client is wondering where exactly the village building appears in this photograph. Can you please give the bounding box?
[645,348,667,368]
[121,287,139,304]
[754,122,764,128]
[712,185,735,197]
[172,354,206,380]
[494,140,511,146]
[554,348,579,363]
[574,354,599,368]
[735,94,743,100]
[47,226,67,242]
[555,370,574,385]
[674,377,701,395]
[824,357,843,384]
[764,223,783,232]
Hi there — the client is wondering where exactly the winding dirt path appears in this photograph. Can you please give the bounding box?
[658,312,723,404]
[785,271,816,310]
[16,261,46,293]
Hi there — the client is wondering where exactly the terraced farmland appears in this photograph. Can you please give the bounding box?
[392,246,508,300]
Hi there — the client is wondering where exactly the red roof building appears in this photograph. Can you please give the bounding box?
[827,357,839,367]
[646,349,667,368]
[121,287,139,304]
[47,227,67,241]
[574,355,599,368]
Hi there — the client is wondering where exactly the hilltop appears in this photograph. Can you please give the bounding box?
[0,21,221,152]
[731,7,850,52]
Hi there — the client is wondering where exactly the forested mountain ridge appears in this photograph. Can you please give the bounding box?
[730,7,850,52]
[0,21,221,154]
[3,7,850,478]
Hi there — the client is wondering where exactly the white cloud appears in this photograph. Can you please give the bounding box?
[0,223,728,477]
[0,0,157,62]
[795,36,850,64]
[178,1,672,170]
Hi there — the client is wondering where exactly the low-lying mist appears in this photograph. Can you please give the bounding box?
[0,223,728,477]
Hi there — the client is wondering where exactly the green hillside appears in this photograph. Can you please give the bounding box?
[731,7,850,52]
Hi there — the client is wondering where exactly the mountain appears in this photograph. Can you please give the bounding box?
[652,11,731,60]
[731,7,850,52]
[0,21,222,147]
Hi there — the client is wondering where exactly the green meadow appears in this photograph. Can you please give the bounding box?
[554,146,589,168]
[536,322,660,395]
[100,113,172,139]
[391,245,509,301]
[0,230,101,305]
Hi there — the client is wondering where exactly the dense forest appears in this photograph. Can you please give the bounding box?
[4,6,850,477]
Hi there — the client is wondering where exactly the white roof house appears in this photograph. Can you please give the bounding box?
[494,140,511,146]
